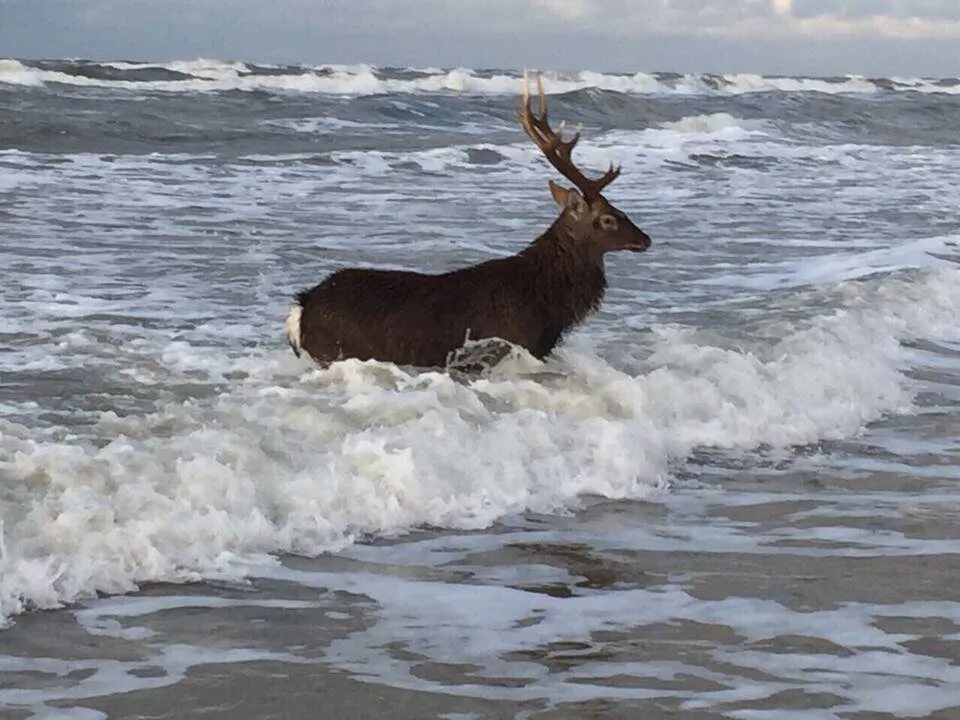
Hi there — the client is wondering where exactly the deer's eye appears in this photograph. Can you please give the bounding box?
[599,214,618,231]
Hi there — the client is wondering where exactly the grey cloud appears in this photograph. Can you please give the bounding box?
[791,0,960,20]
[0,0,958,76]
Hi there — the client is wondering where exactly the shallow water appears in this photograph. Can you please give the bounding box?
[1,60,959,719]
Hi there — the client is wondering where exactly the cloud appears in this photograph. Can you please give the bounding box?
[1,0,958,76]
[785,14,960,39]
[792,0,960,22]
[5,0,960,41]
[772,0,960,39]
[772,0,793,15]
[533,0,588,21]
[521,0,960,39]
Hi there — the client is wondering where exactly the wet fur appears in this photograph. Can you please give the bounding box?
[292,219,607,367]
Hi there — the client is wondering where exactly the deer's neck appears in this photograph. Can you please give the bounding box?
[521,223,607,328]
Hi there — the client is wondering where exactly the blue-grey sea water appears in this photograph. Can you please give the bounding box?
[1,59,959,719]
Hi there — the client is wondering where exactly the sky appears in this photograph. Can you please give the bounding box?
[2,0,959,76]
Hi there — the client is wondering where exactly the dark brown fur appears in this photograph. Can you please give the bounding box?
[290,188,651,367]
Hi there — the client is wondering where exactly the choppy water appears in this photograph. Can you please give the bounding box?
[1,59,959,719]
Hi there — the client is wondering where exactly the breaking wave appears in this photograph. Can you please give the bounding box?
[1,260,958,626]
[2,58,959,96]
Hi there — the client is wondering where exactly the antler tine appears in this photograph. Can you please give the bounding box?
[558,125,580,160]
[522,69,529,113]
[520,70,544,139]
[537,74,547,120]
[597,162,621,190]
[518,71,621,199]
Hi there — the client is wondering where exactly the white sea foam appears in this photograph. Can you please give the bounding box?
[291,106,938,185]
[0,643,306,709]
[658,112,760,136]
[164,58,252,79]
[0,59,44,87]
[315,112,763,176]
[719,73,879,95]
[700,235,954,289]
[315,117,886,181]
[0,261,958,626]
[259,562,960,713]
[2,58,957,96]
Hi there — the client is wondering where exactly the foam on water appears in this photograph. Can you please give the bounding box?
[2,59,958,96]
[297,111,768,178]
[658,112,761,136]
[252,561,960,715]
[719,73,880,95]
[8,533,958,718]
[0,643,305,709]
[297,114,932,182]
[1,260,958,626]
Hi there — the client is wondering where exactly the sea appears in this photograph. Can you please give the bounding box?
[1,59,959,719]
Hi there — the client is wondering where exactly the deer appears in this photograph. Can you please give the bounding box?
[285,73,651,369]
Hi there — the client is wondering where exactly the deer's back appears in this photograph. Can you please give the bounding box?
[295,257,559,366]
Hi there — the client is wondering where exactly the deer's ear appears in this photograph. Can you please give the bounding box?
[549,181,586,217]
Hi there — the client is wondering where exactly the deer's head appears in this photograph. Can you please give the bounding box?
[519,73,651,255]
[547,181,650,253]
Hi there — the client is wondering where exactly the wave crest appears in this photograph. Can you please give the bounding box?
[3,59,959,96]
[1,263,958,626]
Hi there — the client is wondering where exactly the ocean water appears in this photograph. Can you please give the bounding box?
[1,59,959,719]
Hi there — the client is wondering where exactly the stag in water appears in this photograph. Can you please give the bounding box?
[286,73,651,367]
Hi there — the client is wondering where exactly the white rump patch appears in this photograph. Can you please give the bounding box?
[285,303,303,357]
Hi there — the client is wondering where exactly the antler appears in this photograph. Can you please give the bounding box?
[518,71,620,200]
